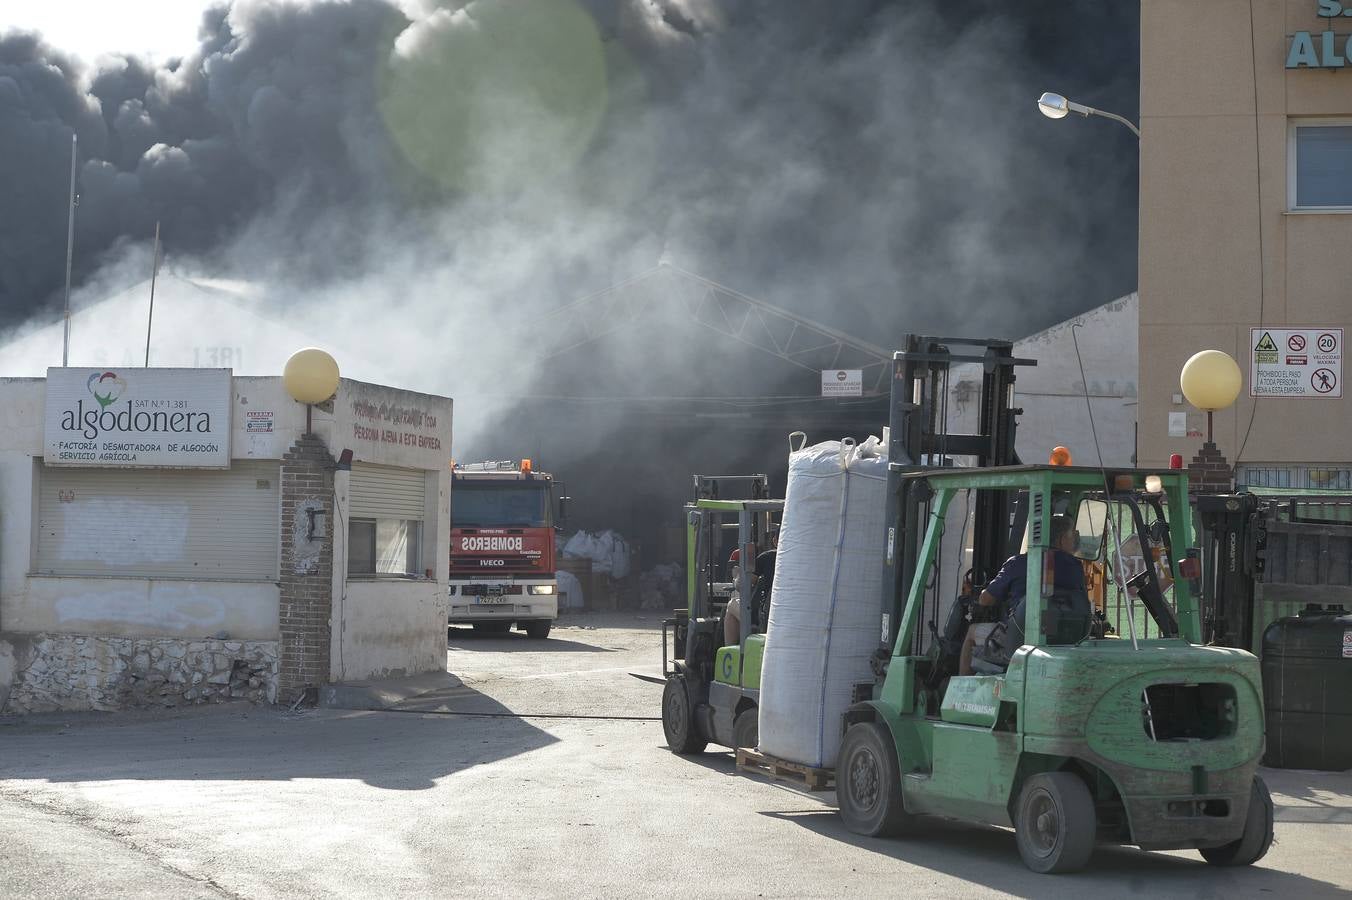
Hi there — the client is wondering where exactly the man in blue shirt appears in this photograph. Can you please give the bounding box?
[959,514,1085,674]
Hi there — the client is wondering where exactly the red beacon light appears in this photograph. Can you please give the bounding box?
[1169,453,1184,470]
[1049,446,1073,466]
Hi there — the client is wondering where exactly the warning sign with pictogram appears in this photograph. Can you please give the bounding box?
[1251,327,1343,398]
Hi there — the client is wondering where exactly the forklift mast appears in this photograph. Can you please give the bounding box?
[882,335,1035,655]
[1193,493,1264,650]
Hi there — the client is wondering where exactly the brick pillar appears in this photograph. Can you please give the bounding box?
[279,435,336,706]
[1188,441,1234,496]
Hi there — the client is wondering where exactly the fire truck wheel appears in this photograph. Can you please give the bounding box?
[523,620,552,640]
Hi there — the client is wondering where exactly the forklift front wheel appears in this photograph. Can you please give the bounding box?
[662,674,707,755]
[837,721,912,838]
[733,709,758,750]
[1014,772,1097,874]
[1199,776,1274,867]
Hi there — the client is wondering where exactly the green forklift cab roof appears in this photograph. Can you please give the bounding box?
[688,499,786,513]
[891,464,1189,492]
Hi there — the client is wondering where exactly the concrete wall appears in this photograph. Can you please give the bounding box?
[326,380,454,682]
[0,377,291,643]
[948,294,1139,467]
[1139,0,1352,469]
[6,578,278,641]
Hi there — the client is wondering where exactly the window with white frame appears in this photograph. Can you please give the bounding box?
[347,464,427,577]
[1290,121,1352,210]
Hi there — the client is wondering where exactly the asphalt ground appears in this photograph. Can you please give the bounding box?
[0,612,1349,898]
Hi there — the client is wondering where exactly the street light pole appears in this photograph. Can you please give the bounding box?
[1037,92,1141,140]
[61,131,77,367]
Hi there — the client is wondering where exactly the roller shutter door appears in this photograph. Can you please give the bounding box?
[35,460,280,579]
[350,464,426,519]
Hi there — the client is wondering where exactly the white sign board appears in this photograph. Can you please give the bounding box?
[1167,411,1187,438]
[45,368,231,468]
[821,369,863,397]
[1251,327,1342,398]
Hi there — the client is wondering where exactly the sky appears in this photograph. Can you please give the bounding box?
[5,0,212,64]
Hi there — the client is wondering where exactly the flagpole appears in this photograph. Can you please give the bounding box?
[144,221,161,367]
[61,132,77,367]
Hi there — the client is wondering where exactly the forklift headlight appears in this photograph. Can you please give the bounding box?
[527,585,555,595]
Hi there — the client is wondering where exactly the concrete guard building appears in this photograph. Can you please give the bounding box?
[1140,1,1352,487]
[0,367,453,713]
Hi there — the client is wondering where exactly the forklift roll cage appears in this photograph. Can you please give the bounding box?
[879,465,1201,717]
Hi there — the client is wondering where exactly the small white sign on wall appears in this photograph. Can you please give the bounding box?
[821,369,863,397]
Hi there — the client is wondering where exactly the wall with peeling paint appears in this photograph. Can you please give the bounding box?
[329,466,452,683]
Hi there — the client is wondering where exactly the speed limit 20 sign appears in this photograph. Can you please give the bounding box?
[1251,327,1343,398]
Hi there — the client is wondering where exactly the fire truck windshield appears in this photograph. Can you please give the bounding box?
[452,483,551,528]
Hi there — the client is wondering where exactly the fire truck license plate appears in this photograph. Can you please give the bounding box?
[475,596,513,604]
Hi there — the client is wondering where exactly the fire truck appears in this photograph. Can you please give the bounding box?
[448,459,566,639]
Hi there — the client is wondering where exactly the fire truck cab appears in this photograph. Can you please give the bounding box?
[448,460,564,640]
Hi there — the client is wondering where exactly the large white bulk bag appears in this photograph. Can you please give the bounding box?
[758,433,888,768]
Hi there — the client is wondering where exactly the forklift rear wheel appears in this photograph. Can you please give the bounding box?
[1199,776,1274,867]
[1014,772,1096,874]
[733,709,758,750]
[662,674,707,754]
[837,721,912,837]
[523,620,552,640]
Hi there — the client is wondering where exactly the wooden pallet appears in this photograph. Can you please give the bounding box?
[736,748,835,792]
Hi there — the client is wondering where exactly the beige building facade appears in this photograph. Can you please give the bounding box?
[1140,0,1352,489]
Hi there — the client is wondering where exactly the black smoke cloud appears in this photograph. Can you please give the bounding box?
[1,1,1140,552]
[0,0,1137,339]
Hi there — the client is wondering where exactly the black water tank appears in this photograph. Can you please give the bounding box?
[1262,605,1352,771]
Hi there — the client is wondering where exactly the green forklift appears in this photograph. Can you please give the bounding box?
[837,462,1272,873]
[823,336,1273,873]
[662,475,783,753]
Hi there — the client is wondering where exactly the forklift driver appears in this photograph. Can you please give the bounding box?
[959,515,1084,675]
[723,548,743,646]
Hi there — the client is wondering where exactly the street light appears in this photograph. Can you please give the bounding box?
[1037,91,1141,139]
[1180,350,1242,444]
[284,347,341,435]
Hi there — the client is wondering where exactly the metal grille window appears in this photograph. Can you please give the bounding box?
[1291,122,1352,210]
[348,464,427,577]
[1238,465,1352,491]
[35,461,280,579]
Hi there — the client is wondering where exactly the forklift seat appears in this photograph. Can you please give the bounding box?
[972,588,1093,673]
